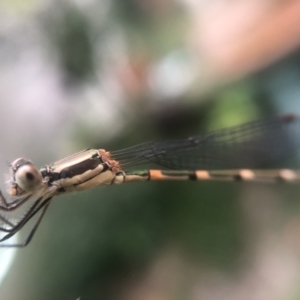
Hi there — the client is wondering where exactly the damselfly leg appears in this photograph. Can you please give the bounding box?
[0,198,52,247]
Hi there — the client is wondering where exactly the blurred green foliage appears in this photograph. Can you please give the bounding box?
[2,1,300,300]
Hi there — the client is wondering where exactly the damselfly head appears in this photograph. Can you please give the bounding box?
[9,158,42,195]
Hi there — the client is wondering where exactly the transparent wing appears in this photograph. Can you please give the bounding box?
[111,115,300,170]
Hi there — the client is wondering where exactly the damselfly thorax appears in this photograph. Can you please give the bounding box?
[1,114,300,247]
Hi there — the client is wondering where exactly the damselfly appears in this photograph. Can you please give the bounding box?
[1,114,300,247]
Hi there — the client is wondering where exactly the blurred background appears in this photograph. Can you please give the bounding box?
[1,0,300,299]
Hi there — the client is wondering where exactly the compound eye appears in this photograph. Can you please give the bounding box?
[14,163,42,192]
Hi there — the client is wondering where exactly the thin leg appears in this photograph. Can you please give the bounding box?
[0,190,33,211]
[0,214,15,228]
[0,196,44,232]
[0,190,37,228]
[0,197,52,247]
